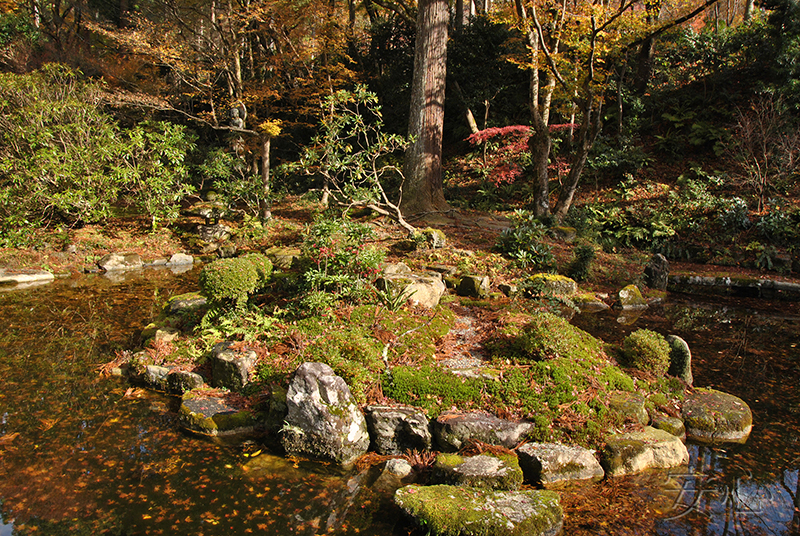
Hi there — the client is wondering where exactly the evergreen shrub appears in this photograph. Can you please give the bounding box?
[199,254,272,309]
[622,329,671,376]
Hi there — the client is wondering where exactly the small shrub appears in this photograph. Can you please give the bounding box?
[496,209,556,271]
[566,244,596,282]
[622,329,670,376]
[199,254,273,310]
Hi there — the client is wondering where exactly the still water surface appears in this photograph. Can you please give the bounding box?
[0,269,798,535]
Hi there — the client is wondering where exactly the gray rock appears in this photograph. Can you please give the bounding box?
[456,275,490,298]
[153,327,180,344]
[418,228,447,249]
[264,246,302,270]
[618,284,648,309]
[167,292,208,314]
[167,253,194,266]
[364,405,432,455]
[197,223,232,242]
[394,485,563,536]
[98,252,143,271]
[280,362,370,465]
[644,254,670,290]
[143,364,170,390]
[381,262,412,275]
[433,411,534,451]
[608,391,649,425]
[682,388,753,444]
[210,342,257,391]
[167,370,205,394]
[385,458,413,478]
[667,335,693,385]
[601,426,689,477]
[433,453,523,490]
[0,269,55,285]
[376,272,447,309]
[517,442,604,484]
[179,390,255,437]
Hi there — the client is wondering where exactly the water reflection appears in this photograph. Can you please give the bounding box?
[1,270,799,535]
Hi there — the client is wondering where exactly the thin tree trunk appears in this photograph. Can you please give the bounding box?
[553,100,602,220]
[401,0,449,217]
[452,79,479,134]
[260,135,272,221]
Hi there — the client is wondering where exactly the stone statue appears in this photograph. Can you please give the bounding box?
[229,102,246,129]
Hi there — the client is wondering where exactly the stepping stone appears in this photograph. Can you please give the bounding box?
[433,411,534,451]
[601,426,689,477]
[682,388,753,444]
[517,442,604,484]
[433,453,523,491]
[395,485,563,536]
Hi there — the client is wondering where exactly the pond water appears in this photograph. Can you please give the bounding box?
[0,270,798,535]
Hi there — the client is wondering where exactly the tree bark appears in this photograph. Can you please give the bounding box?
[401,0,449,217]
[260,135,272,222]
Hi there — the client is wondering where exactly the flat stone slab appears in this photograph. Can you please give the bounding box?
[395,485,563,536]
[434,411,534,451]
[517,442,604,484]
[668,274,800,300]
[682,388,753,444]
[602,426,689,477]
[179,391,255,437]
[0,269,55,285]
[433,453,523,491]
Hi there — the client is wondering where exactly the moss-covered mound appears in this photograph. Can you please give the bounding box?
[199,253,273,309]
[622,329,670,376]
[394,485,563,536]
[519,312,606,363]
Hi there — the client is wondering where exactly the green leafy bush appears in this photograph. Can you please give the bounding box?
[496,210,556,271]
[298,216,385,308]
[199,254,273,310]
[622,329,671,376]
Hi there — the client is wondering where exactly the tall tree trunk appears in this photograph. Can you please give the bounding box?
[401,0,449,217]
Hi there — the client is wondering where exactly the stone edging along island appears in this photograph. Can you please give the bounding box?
[668,273,800,300]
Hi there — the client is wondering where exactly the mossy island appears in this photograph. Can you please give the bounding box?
[105,213,757,536]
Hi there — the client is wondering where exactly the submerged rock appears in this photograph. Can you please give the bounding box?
[517,442,604,484]
[394,485,563,536]
[433,411,534,451]
[682,388,752,444]
[280,362,369,466]
[601,426,689,477]
[432,453,524,491]
[179,390,255,437]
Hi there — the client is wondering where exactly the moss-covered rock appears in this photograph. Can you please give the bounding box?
[618,284,647,309]
[433,453,524,491]
[394,485,563,536]
[179,390,256,437]
[667,335,693,385]
[608,391,649,425]
[457,275,490,298]
[527,273,578,296]
[682,388,752,444]
[650,412,686,439]
[622,329,671,376]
